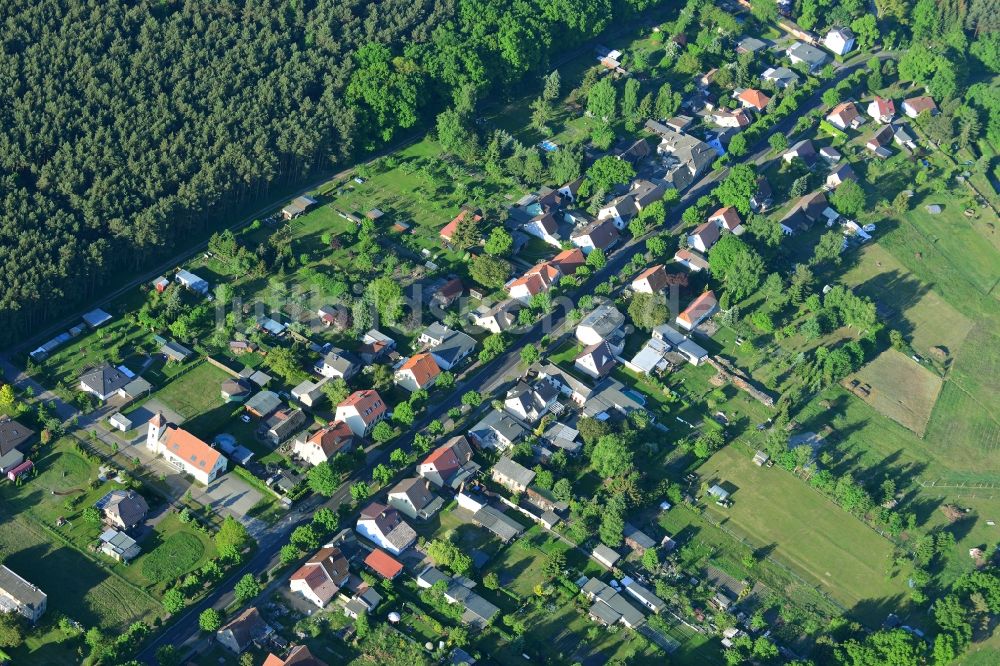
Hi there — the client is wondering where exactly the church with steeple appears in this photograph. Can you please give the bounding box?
[146,412,227,485]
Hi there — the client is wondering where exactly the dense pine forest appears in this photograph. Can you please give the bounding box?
[0,0,661,347]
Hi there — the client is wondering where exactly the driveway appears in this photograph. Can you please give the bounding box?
[201,474,263,521]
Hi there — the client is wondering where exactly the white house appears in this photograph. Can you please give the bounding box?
[902,95,938,118]
[676,291,718,331]
[146,413,227,485]
[826,102,864,130]
[824,27,855,55]
[867,96,895,123]
[292,421,354,467]
[576,305,626,346]
[687,221,720,253]
[631,265,669,294]
[504,381,559,423]
[334,390,387,438]
[0,565,46,622]
[356,503,417,555]
[708,206,744,235]
[393,353,441,392]
[289,547,350,608]
[387,477,443,520]
[523,211,563,248]
[575,341,618,379]
[315,348,361,380]
[597,195,638,229]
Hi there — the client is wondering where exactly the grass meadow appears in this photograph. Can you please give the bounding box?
[700,446,908,624]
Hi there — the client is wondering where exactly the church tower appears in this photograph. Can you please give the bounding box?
[147,412,166,452]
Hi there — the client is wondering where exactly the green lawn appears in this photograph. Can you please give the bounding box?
[698,446,909,624]
[126,513,216,592]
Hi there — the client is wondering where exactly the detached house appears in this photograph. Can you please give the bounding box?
[786,42,829,72]
[824,27,855,55]
[575,341,618,379]
[576,305,626,347]
[676,291,718,331]
[673,249,709,273]
[712,108,751,128]
[335,390,387,438]
[418,435,479,489]
[0,416,34,475]
[394,353,441,392]
[468,409,528,450]
[79,364,131,401]
[866,124,895,157]
[356,503,417,555]
[440,209,481,243]
[290,547,350,608]
[419,324,476,371]
[597,194,639,229]
[357,329,396,364]
[504,381,559,423]
[737,88,770,112]
[491,457,535,493]
[708,206,744,235]
[903,95,937,118]
[631,265,669,294]
[471,301,518,334]
[292,421,354,467]
[507,248,585,303]
[688,221,720,253]
[761,66,799,89]
[263,646,327,666]
[826,102,864,130]
[523,211,564,248]
[387,477,444,520]
[783,139,817,166]
[867,96,895,123]
[571,218,620,255]
[315,348,361,380]
[216,607,273,654]
[826,163,857,189]
[0,565,46,622]
[96,489,148,530]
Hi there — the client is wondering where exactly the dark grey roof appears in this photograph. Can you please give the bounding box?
[0,565,45,608]
[788,42,828,66]
[470,409,527,445]
[80,364,131,396]
[492,457,535,488]
[472,505,524,542]
[322,348,361,374]
[431,330,477,368]
[737,36,766,52]
[0,417,34,456]
[99,489,149,528]
[623,523,656,549]
[245,390,282,416]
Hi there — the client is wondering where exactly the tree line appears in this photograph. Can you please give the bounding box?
[0,0,666,348]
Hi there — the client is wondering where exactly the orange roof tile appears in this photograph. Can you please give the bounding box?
[364,548,404,579]
[678,290,718,325]
[738,88,771,110]
[399,353,441,388]
[161,426,221,473]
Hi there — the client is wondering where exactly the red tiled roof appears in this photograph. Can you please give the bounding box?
[161,426,221,473]
[364,548,404,579]
[306,421,354,456]
[440,210,482,240]
[632,265,668,292]
[678,290,718,326]
[904,96,936,115]
[738,88,771,110]
[709,206,742,231]
[337,390,386,424]
[691,221,721,246]
[399,353,441,388]
[552,247,585,272]
[870,96,894,116]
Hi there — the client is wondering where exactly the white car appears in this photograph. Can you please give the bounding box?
[353,176,365,184]
[862,223,876,233]
[240,414,251,423]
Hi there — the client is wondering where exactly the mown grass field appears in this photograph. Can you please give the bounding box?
[130,513,215,589]
[153,360,230,420]
[700,446,907,623]
[849,349,943,436]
